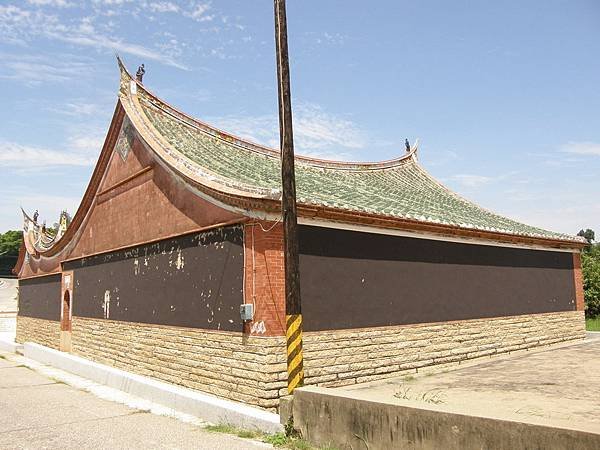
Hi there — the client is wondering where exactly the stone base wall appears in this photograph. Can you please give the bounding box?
[301,311,586,387]
[15,316,60,350]
[71,317,286,410]
[15,311,585,411]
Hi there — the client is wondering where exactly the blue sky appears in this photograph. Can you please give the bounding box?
[0,0,598,235]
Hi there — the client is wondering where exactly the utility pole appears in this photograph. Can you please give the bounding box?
[274,0,304,394]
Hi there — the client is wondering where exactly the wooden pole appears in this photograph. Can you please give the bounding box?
[274,0,304,394]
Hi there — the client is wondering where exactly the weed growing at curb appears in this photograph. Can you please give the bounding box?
[204,423,338,450]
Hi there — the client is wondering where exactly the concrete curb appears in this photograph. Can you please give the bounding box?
[23,342,282,433]
[0,334,22,353]
[293,386,600,450]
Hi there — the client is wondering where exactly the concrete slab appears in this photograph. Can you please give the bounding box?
[0,357,21,368]
[337,333,600,434]
[23,342,282,433]
[0,355,270,450]
[293,335,600,450]
[0,366,57,388]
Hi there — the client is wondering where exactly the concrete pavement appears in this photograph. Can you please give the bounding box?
[0,352,271,450]
[337,332,600,434]
[293,333,600,449]
[0,278,17,313]
[0,278,17,338]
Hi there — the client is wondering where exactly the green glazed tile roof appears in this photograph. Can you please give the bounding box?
[120,68,581,245]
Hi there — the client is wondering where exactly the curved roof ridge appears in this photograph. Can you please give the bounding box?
[117,57,416,171]
[111,57,584,248]
[408,161,580,241]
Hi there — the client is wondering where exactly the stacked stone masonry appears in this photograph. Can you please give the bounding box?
[302,310,585,388]
[55,311,584,411]
[71,317,286,410]
[16,316,60,350]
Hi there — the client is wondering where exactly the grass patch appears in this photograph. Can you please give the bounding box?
[205,423,337,449]
[205,424,263,440]
[586,317,600,331]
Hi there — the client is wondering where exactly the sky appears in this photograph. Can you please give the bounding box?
[0,0,598,236]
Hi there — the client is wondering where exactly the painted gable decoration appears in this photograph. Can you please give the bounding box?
[115,117,134,162]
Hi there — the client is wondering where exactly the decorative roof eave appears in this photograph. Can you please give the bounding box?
[115,58,584,250]
[12,239,26,276]
[159,171,584,251]
[117,57,418,175]
[300,205,586,250]
[20,208,70,255]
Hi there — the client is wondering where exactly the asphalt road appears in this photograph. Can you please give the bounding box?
[0,352,269,450]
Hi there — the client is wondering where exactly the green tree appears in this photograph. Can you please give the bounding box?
[0,230,22,277]
[578,228,595,244]
[582,243,600,318]
[0,230,22,257]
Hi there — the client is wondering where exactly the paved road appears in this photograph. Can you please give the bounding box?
[0,353,269,450]
[0,278,17,312]
[0,278,17,335]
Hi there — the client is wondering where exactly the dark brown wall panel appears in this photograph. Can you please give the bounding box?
[18,274,61,321]
[299,226,576,331]
[64,226,244,331]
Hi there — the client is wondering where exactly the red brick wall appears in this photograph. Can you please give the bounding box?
[243,222,286,336]
[573,252,585,312]
[69,136,240,259]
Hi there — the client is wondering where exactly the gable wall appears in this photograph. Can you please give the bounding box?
[68,131,241,259]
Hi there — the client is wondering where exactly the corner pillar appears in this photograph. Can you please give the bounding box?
[243,222,286,337]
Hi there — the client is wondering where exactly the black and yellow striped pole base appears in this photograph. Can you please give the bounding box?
[286,314,304,393]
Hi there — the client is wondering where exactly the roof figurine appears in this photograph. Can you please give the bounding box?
[405,139,410,153]
[135,64,145,83]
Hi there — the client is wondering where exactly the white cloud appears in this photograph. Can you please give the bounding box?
[208,102,367,160]
[508,199,600,236]
[294,103,366,150]
[0,54,91,85]
[92,0,133,5]
[186,2,213,22]
[148,2,179,13]
[67,134,105,153]
[561,141,600,156]
[423,149,459,167]
[450,174,493,188]
[49,31,189,70]
[448,170,522,189]
[0,189,82,231]
[59,102,102,116]
[0,140,96,168]
[0,5,188,70]
[26,0,73,7]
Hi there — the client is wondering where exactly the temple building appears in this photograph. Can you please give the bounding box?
[14,60,586,411]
